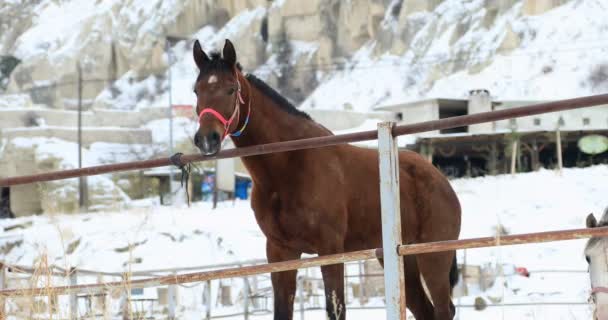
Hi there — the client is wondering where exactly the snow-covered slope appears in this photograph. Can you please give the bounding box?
[301,0,608,112]
[5,0,607,114]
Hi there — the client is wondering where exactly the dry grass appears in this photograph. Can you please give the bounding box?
[0,203,157,320]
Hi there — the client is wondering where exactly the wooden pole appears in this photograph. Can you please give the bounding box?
[213,162,218,209]
[0,262,6,319]
[378,122,407,320]
[205,280,212,320]
[77,64,87,211]
[489,142,498,175]
[510,140,518,176]
[242,273,250,320]
[69,268,78,320]
[531,139,540,171]
[556,128,563,175]
[358,261,365,305]
[168,273,177,320]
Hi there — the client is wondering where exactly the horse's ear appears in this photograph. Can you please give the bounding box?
[222,39,237,66]
[193,40,209,70]
[587,213,598,228]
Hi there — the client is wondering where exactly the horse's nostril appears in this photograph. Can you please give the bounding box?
[209,132,221,144]
[194,134,200,147]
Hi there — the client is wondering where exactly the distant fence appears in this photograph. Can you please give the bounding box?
[1,94,608,320]
[0,258,593,319]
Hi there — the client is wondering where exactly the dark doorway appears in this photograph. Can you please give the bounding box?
[438,101,468,134]
[1,187,14,218]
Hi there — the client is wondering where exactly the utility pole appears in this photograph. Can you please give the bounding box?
[77,63,87,211]
[165,39,174,199]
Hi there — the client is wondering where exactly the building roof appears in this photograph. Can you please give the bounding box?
[375,98,468,112]
[375,97,542,112]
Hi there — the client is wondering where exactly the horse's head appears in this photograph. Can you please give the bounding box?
[585,207,608,320]
[192,39,244,155]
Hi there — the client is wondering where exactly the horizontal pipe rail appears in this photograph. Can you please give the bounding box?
[0,249,381,297]
[1,94,607,187]
[398,226,608,256]
[2,226,607,298]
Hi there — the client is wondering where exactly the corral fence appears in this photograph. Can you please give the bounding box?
[0,259,592,319]
[1,94,608,320]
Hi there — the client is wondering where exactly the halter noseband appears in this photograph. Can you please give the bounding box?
[197,69,251,139]
[592,286,608,295]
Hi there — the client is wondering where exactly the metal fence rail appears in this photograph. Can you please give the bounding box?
[2,94,607,187]
[1,226,606,298]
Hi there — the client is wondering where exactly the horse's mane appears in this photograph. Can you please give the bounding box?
[197,52,311,120]
[245,74,311,120]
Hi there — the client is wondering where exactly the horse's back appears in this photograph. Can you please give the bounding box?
[338,145,461,245]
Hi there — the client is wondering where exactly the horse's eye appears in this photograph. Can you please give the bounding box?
[586,255,591,263]
[227,88,236,95]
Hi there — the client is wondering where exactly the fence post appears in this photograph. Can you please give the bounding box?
[0,262,6,319]
[297,275,305,320]
[510,140,518,176]
[205,280,212,320]
[168,275,177,320]
[377,122,407,320]
[358,260,366,305]
[243,276,250,320]
[69,268,78,320]
[556,128,563,174]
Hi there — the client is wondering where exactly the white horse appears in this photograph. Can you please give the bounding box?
[585,207,608,320]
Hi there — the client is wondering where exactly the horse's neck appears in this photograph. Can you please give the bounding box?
[231,85,330,186]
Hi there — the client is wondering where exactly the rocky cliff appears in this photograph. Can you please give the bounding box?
[3,0,604,113]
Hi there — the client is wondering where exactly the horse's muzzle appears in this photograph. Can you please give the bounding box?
[194,132,222,155]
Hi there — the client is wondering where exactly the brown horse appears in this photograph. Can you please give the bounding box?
[191,39,461,320]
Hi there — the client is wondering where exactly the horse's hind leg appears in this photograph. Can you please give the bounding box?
[403,255,435,319]
[377,256,434,319]
[416,251,457,320]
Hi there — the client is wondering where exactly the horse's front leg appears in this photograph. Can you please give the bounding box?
[321,263,346,320]
[267,240,301,320]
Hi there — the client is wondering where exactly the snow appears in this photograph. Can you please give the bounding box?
[143,116,196,145]
[94,6,268,111]
[0,94,33,109]
[300,0,608,112]
[1,165,606,318]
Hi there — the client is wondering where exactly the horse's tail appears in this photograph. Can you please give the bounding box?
[449,254,459,289]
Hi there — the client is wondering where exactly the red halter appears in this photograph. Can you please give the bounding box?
[197,70,250,139]
[592,287,608,295]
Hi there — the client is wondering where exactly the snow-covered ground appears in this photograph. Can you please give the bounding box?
[1,165,606,319]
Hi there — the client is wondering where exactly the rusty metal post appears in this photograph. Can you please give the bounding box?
[378,122,407,320]
[168,274,177,320]
[242,274,250,320]
[205,280,212,320]
[0,262,6,319]
[69,268,78,320]
[556,127,563,175]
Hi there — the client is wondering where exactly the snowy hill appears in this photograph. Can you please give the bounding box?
[300,0,608,111]
[2,0,607,112]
